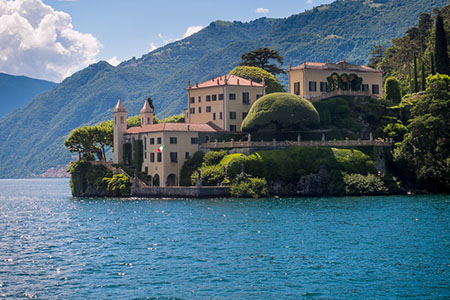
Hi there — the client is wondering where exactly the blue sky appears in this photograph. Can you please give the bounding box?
[0,0,333,81]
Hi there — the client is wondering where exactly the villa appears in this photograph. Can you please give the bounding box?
[288,60,383,101]
[113,60,384,187]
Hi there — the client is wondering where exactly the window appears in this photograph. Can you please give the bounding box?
[150,152,155,162]
[198,96,201,103]
[212,94,217,101]
[120,116,124,124]
[185,152,189,159]
[294,82,300,95]
[242,112,248,119]
[170,137,177,144]
[147,117,151,124]
[229,93,236,100]
[213,112,216,120]
[242,92,250,104]
[190,107,195,114]
[157,137,162,144]
[150,138,155,145]
[218,94,224,100]
[157,152,162,162]
[230,125,236,132]
[198,107,202,113]
[230,112,236,120]
[309,81,317,92]
[144,137,147,151]
[189,97,195,103]
[206,106,211,113]
[191,137,199,144]
[362,84,369,92]
[256,94,263,99]
[144,152,147,159]
[170,152,177,163]
[220,112,223,120]
[206,95,211,102]
[320,82,328,92]
[372,84,379,95]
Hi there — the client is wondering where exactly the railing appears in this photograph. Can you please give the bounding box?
[309,90,377,102]
[200,139,392,149]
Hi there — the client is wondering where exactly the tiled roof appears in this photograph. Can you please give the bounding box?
[290,60,381,73]
[113,99,126,112]
[187,75,264,90]
[126,121,222,134]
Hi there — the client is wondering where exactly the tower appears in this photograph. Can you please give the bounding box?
[113,99,127,164]
[140,98,154,126]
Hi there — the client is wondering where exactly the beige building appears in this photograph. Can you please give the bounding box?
[113,99,222,187]
[186,75,265,132]
[288,60,383,101]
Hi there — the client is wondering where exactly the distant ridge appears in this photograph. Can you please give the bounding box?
[0,0,447,178]
[0,73,56,118]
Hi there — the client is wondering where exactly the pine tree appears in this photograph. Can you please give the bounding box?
[414,54,418,92]
[421,61,426,91]
[431,53,435,75]
[435,15,450,75]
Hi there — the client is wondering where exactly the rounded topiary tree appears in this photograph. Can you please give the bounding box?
[385,77,401,103]
[241,93,320,133]
[229,66,283,94]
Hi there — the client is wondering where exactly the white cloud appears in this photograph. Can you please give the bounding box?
[148,42,157,52]
[107,56,120,67]
[255,7,269,14]
[307,0,313,4]
[183,25,203,38]
[0,0,101,82]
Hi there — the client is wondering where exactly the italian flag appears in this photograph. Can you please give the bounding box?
[157,145,165,153]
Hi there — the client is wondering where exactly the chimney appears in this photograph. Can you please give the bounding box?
[356,60,359,65]
[288,63,292,71]
[250,79,253,86]
[217,79,220,85]
[327,59,330,63]
[237,79,240,85]
[196,82,199,88]
[188,80,191,88]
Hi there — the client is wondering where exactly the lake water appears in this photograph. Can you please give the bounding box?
[0,179,449,299]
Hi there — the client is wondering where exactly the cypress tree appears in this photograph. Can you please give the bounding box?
[421,61,426,91]
[414,54,418,92]
[435,15,450,75]
[431,53,435,75]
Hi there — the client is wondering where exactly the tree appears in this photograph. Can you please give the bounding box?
[64,126,98,160]
[385,77,401,103]
[394,74,450,192]
[146,97,154,110]
[368,45,385,68]
[435,15,450,75]
[229,66,283,93]
[241,93,320,133]
[239,47,285,75]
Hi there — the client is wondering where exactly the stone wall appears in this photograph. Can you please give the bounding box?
[131,186,230,198]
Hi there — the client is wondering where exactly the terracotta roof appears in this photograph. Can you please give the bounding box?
[290,60,381,73]
[126,121,222,134]
[140,99,153,114]
[187,74,264,90]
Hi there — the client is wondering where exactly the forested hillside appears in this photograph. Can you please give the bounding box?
[0,73,56,118]
[0,0,447,178]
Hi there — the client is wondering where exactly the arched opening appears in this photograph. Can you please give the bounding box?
[205,135,210,143]
[166,174,177,186]
[153,174,160,187]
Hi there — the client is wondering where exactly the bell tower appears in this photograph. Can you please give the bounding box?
[113,99,127,164]
[140,98,154,126]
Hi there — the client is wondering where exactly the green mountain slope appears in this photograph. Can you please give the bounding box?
[0,0,447,178]
[0,73,56,118]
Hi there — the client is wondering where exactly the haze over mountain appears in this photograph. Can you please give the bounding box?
[0,73,56,118]
[0,0,447,178]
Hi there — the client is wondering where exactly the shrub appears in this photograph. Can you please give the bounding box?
[102,174,131,196]
[202,150,227,166]
[241,93,320,133]
[229,66,283,93]
[230,175,269,198]
[383,122,408,143]
[343,173,388,195]
[180,151,204,186]
[385,77,402,103]
[198,165,225,186]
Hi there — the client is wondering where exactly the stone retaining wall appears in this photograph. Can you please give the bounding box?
[131,186,230,198]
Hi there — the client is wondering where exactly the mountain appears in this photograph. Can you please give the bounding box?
[0,0,447,178]
[0,73,56,118]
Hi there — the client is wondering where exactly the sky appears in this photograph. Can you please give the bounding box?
[0,0,334,82]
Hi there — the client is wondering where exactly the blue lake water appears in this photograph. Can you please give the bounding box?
[0,178,449,299]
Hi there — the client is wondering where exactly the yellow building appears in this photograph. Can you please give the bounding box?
[113,99,222,187]
[288,60,383,101]
[186,75,265,132]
